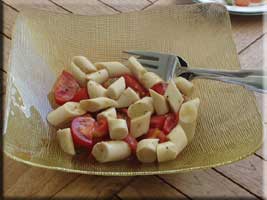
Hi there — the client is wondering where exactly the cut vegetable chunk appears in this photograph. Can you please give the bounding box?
[72,56,97,73]
[97,107,117,120]
[130,111,152,138]
[95,62,131,77]
[80,97,118,112]
[70,63,87,86]
[87,80,107,98]
[92,141,131,163]
[149,89,169,115]
[116,87,140,108]
[174,77,194,97]
[47,102,86,127]
[179,98,200,123]
[164,80,184,112]
[140,72,163,89]
[106,77,126,100]
[157,141,178,162]
[57,128,76,155]
[86,69,109,84]
[127,56,147,80]
[71,56,97,86]
[179,98,200,142]
[136,139,159,163]
[103,77,119,88]
[167,124,188,153]
[108,118,128,140]
[128,97,154,118]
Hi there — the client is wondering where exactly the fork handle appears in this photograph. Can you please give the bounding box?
[187,68,265,77]
[194,74,267,93]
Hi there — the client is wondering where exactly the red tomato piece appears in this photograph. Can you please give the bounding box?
[235,0,250,6]
[123,74,148,97]
[117,112,128,120]
[92,133,110,146]
[92,118,109,138]
[162,113,179,134]
[54,70,80,105]
[150,115,167,129]
[123,134,138,154]
[250,0,261,2]
[72,87,89,102]
[117,108,129,116]
[151,82,168,95]
[145,128,168,143]
[71,115,95,149]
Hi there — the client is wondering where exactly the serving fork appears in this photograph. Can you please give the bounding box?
[123,50,266,93]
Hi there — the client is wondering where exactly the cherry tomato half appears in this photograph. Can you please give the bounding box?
[150,115,167,129]
[72,87,89,102]
[151,82,168,96]
[71,115,95,149]
[92,134,110,146]
[92,118,109,138]
[54,71,80,105]
[162,113,179,134]
[123,74,148,97]
[145,128,168,143]
[123,134,138,154]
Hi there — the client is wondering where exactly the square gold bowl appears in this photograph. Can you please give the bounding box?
[3,3,262,176]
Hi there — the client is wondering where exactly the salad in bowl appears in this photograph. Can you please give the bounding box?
[47,56,200,163]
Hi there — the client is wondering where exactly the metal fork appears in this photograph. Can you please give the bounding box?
[123,50,266,93]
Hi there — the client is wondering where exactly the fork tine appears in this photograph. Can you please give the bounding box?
[137,58,159,69]
[123,50,162,59]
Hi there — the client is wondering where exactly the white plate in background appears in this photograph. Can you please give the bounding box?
[194,0,267,15]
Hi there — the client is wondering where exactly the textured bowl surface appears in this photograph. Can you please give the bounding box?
[3,3,262,176]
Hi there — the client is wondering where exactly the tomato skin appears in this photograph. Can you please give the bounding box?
[54,70,80,105]
[150,115,167,129]
[162,113,179,134]
[123,134,138,154]
[151,82,168,95]
[235,0,250,6]
[72,87,89,102]
[145,128,168,143]
[92,118,109,138]
[71,115,95,149]
[122,74,148,97]
[117,108,129,116]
